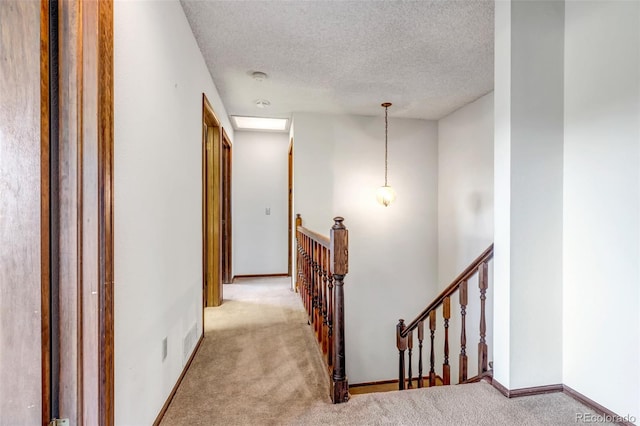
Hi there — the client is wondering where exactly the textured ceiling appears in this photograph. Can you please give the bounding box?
[180,0,494,121]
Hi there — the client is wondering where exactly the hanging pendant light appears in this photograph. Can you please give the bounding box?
[377,102,396,207]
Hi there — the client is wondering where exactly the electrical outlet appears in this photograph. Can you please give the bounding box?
[265,207,270,215]
[162,337,168,361]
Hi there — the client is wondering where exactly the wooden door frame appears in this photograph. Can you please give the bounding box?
[287,139,293,277]
[39,0,114,424]
[221,128,232,284]
[202,94,223,307]
[41,2,52,422]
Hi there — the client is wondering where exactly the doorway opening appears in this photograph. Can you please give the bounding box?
[221,129,232,284]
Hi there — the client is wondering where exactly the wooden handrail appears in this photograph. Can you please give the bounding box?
[297,224,330,248]
[401,244,494,336]
[396,243,494,391]
[295,214,349,403]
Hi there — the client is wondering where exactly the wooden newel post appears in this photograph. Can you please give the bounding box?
[330,217,349,403]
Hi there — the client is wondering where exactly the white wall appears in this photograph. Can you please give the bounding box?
[114,1,233,424]
[494,2,640,418]
[293,113,438,384]
[494,0,564,389]
[436,92,494,384]
[492,0,512,389]
[438,92,494,286]
[291,114,334,233]
[509,0,564,389]
[563,0,640,419]
[233,131,289,275]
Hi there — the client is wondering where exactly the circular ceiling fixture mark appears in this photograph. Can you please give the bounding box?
[251,71,268,81]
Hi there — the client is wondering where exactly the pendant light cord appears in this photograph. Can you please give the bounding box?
[384,104,389,186]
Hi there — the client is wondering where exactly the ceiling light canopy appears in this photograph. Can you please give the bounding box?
[251,71,268,81]
[254,99,271,108]
[231,116,289,132]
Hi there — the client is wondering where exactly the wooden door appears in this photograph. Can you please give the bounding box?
[0,2,114,424]
[0,2,47,424]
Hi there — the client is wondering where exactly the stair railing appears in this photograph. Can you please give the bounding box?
[396,244,494,390]
[296,214,349,403]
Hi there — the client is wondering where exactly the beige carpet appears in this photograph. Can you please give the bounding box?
[160,277,611,426]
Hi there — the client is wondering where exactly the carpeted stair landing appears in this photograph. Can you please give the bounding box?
[160,277,611,425]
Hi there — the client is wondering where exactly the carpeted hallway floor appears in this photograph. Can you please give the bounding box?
[160,277,611,425]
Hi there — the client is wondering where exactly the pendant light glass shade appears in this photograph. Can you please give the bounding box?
[378,102,395,207]
[376,185,396,207]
